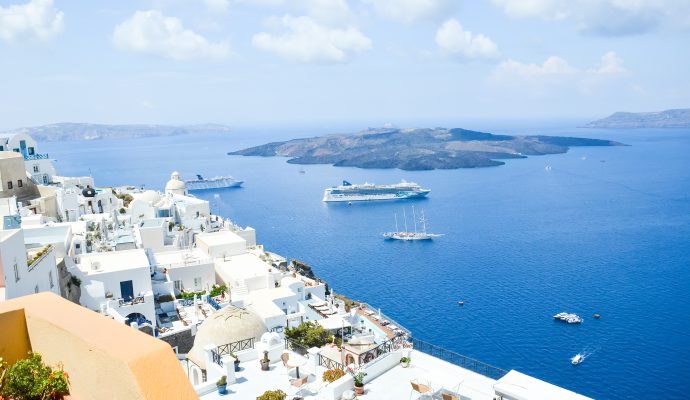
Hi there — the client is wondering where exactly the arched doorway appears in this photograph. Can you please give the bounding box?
[125,312,150,326]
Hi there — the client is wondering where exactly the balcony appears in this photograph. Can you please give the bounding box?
[24,153,49,160]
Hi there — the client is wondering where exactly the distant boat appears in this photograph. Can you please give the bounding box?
[554,312,583,324]
[323,180,430,202]
[383,207,443,241]
[186,174,243,191]
[571,353,584,365]
[299,167,306,174]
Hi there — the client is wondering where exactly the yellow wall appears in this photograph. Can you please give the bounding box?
[0,308,31,365]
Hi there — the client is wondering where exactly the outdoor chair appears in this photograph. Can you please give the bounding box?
[441,393,459,400]
[281,352,296,377]
[410,379,435,400]
[288,375,310,397]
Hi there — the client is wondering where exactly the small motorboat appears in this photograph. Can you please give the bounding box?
[571,353,584,365]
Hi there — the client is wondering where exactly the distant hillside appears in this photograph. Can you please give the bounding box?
[229,127,624,171]
[583,109,690,128]
[1,123,232,141]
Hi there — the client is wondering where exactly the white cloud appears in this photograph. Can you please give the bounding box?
[112,10,230,61]
[363,0,456,24]
[204,0,230,13]
[0,0,64,43]
[491,52,628,91]
[435,19,499,60]
[237,0,351,25]
[492,0,690,35]
[252,15,372,63]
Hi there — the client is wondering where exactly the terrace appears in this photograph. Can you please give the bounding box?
[196,341,500,400]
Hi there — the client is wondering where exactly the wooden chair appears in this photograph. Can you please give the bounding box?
[289,375,310,396]
[281,352,295,376]
[442,393,459,400]
[410,379,434,400]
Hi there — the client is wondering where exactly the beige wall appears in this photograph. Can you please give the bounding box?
[0,308,32,366]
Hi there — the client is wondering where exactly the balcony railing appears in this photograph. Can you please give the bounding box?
[410,337,508,380]
[211,337,256,367]
[24,153,49,160]
[284,337,310,357]
[118,296,146,307]
[319,353,343,371]
[357,335,408,366]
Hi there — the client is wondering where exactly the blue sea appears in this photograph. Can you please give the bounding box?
[43,122,690,399]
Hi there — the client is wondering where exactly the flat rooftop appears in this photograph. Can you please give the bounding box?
[197,230,246,248]
[23,225,72,245]
[215,252,272,282]
[154,248,213,268]
[78,248,150,274]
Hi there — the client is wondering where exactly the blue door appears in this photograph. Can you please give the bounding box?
[120,280,134,301]
[19,140,27,158]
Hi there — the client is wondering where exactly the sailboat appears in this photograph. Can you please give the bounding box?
[382,206,443,241]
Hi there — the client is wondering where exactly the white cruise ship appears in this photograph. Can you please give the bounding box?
[185,174,243,191]
[322,180,430,202]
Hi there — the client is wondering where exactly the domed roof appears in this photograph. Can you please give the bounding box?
[187,305,266,368]
[131,190,161,204]
[164,171,187,194]
[81,186,96,197]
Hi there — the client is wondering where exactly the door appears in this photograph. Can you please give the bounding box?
[120,280,134,301]
[19,140,27,158]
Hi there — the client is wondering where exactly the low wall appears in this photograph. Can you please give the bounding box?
[363,350,401,384]
[321,374,354,400]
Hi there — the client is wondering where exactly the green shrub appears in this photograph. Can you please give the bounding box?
[284,322,333,349]
[256,389,286,400]
[0,352,70,400]
[209,284,227,297]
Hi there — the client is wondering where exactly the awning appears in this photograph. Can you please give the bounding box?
[493,370,593,400]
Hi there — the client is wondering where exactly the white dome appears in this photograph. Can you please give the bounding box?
[187,305,266,368]
[165,171,187,195]
[132,190,161,204]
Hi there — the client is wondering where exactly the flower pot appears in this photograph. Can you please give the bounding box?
[260,360,270,371]
[401,361,410,368]
[217,384,227,395]
[234,360,241,372]
[354,385,364,395]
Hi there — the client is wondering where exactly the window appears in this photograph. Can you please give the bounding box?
[13,262,19,282]
[17,180,22,188]
[28,147,35,155]
[13,148,19,153]
[33,165,39,173]
[7,181,12,189]
[0,145,3,151]
[49,271,54,288]
[34,285,39,294]
[174,280,183,292]
[43,175,49,184]
[194,277,202,290]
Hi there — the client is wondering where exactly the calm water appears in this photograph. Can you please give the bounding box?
[44,124,690,399]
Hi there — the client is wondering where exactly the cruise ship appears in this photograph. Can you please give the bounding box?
[322,180,430,202]
[185,174,243,191]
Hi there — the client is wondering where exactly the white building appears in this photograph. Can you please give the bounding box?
[0,132,56,185]
[74,249,156,327]
[153,249,215,295]
[0,226,60,301]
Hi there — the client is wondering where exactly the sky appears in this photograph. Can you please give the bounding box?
[1,0,689,130]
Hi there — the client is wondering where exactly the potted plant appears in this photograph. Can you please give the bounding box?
[260,350,270,371]
[347,366,367,395]
[216,375,227,395]
[400,356,411,368]
[230,353,240,372]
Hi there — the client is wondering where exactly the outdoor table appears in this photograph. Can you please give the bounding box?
[288,353,308,378]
